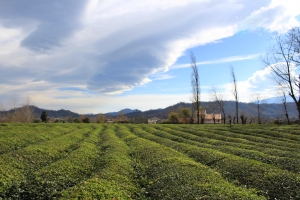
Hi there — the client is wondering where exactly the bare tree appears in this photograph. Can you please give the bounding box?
[190,51,200,124]
[20,96,34,123]
[199,106,206,124]
[230,65,239,124]
[252,93,266,124]
[282,92,290,124]
[228,115,232,127]
[116,111,128,123]
[240,112,247,124]
[8,95,19,122]
[262,27,300,119]
[97,114,106,123]
[4,95,34,123]
[211,86,226,124]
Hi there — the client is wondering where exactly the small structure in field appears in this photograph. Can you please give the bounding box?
[148,117,160,124]
[195,111,222,124]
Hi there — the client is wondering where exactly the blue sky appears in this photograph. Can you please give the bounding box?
[0,0,300,113]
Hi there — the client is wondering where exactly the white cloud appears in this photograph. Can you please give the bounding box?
[240,0,300,32]
[215,66,278,102]
[171,53,261,69]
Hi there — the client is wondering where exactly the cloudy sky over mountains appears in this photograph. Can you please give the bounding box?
[0,0,300,113]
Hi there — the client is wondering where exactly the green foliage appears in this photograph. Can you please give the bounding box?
[73,118,81,123]
[168,111,179,123]
[61,125,140,199]
[119,125,264,199]
[178,106,192,123]
[0,124,299,199]
[82,117,90,123]
[23,127,102,199]
[273,119,281,124]
[40,111,47,122]
[134,124,300,200]
[0,124,95,198]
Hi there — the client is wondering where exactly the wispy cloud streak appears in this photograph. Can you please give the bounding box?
[171,54,262,69]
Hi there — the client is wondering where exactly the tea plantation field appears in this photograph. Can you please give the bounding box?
[0,123,299,199]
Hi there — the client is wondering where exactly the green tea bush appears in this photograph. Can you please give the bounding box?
[131,125,300,200]
[0,124,77,155]
[119,125,265,200]
[24,131,101,199]
[174,125,300,153]
[150,125,300,173]
[0,125,94,198]
[1,124,299,199]
[60,125,139,200]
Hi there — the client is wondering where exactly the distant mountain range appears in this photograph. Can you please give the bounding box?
[16,106,80,118]
[104,108,142,116]
[257,95,294,104]
[125,101,298,120]
[1,100,298,121]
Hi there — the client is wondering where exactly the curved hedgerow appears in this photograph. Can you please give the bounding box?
[0,124,93,198]
[150,125,300,173]
[174,125,300,155]
[131,125,300,200]
[59,125,140,200]
[0,123,299,199]
[22,126,103,199]
[0,124,76,155]
[222,125,300,142]
[118,125,265,200]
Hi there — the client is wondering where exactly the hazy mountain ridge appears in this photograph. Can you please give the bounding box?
[126,101,298,120]
[1,101,297,121]
[104,108,142,117]
[0,106,80,119]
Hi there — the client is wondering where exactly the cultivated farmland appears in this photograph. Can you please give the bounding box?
[0,123,299,199]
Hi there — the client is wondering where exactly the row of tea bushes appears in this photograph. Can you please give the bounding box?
[173,125,300,155]
[0,124,76,154]
[119,125,265,200]
[222,125,300,142]
[152,125,300,173]
[60,125,140,199]
[21,126,104,199]
[0,124,299,199]
[0,125,95,198]
[131,125,300,200]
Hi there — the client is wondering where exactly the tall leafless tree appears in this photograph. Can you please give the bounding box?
[262,27,300,119]
[230,65,239,124]
[190,51,200,124]
[211,86,226,124]
[252,93,266,124]
[282,92,290,124]
[6,95,34,122]
[21,95,34,123]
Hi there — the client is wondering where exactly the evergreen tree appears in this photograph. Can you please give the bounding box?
[40,111,48,122]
